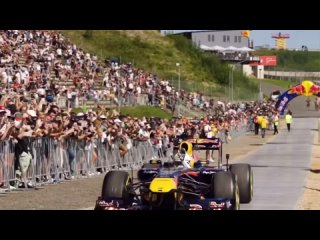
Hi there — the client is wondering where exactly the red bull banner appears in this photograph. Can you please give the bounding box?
[260,56,277,66]
[275,80,320,114]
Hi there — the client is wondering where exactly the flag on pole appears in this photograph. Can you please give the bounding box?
[241,30,251,38]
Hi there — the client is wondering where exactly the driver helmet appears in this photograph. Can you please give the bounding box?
[180,142,189,152]
[180,148,186,154]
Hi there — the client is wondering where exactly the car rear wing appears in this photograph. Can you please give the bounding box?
[173,138,222,150]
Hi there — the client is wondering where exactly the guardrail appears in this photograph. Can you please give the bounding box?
[0,137,164,193]
[264,70,320,79]
[0,119,248,195]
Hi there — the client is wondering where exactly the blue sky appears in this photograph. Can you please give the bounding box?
[251,30,320,49]
[165,30,320,50]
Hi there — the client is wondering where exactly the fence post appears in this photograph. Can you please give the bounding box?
[318,119,320,143]
[75,96,79,108]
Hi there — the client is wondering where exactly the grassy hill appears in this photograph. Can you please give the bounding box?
[255,49,320,71]
[60,30,258,100]
[72,106,173,119]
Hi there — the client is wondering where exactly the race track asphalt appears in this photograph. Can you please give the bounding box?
[241,118,316,210]
[238,82,319,209]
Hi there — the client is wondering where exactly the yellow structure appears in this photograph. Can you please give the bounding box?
[272,32,290,50]
[276,38,286,50]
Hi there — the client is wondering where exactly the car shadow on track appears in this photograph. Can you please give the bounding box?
[304,186,320,192]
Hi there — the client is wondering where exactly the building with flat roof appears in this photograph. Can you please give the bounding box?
[164,30,264,79]
[167,30,251,48]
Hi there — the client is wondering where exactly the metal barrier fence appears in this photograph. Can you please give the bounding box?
[230,119,249,139]
[0,119,246,193]
[217,118,248,144]
[0,141,15,192]
[0,137,164,193]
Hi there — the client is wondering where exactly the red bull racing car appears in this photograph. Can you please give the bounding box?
[95,137,253,210]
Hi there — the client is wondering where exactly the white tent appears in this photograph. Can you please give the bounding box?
[238,46,255,52]
[225,46,239,52]
[200,44,212,51]
[211,45,226,52]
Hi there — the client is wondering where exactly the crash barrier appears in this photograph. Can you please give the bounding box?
[0,137,165,192]
[0,140,15,193]
[247,118,255,132]
[123,92,137,106]
[136,94,148,105]
[230,119,248,139]
[217,119,248,143]
[319,119,320,143]
[0,120,246,193]
[246,117,276,134]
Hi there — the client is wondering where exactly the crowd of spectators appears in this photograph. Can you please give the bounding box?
[0,30,280,189]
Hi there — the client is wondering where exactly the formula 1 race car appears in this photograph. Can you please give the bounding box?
[95,138,253,210]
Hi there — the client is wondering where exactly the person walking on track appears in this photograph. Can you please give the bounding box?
[260,115,269,138]
[273,111,279,135]
[285,110,293,132]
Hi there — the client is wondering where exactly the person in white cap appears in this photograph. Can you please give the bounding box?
[114,118,122,124]
[77,112,84,118]
[27,109,37,118]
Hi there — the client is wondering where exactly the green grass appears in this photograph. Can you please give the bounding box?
[60,30,258,101]
[260,78,296,89]
[72,106,172,119]
[255,49,320,71]
[71,108,90,114]
[249,77,298,91]
[119,106,172,119]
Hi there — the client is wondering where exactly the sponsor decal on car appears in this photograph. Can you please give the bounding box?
[187,139,219,144]
[97,199,126,210]
[104,207,127,210]
[201,170,216,175]
[189,204,203,210]
[143,170,159,174]
[209,201,226,210]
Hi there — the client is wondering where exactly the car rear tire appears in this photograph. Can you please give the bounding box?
[230,164,253,203]
[211,172,240,210]
[101,171,131,201]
